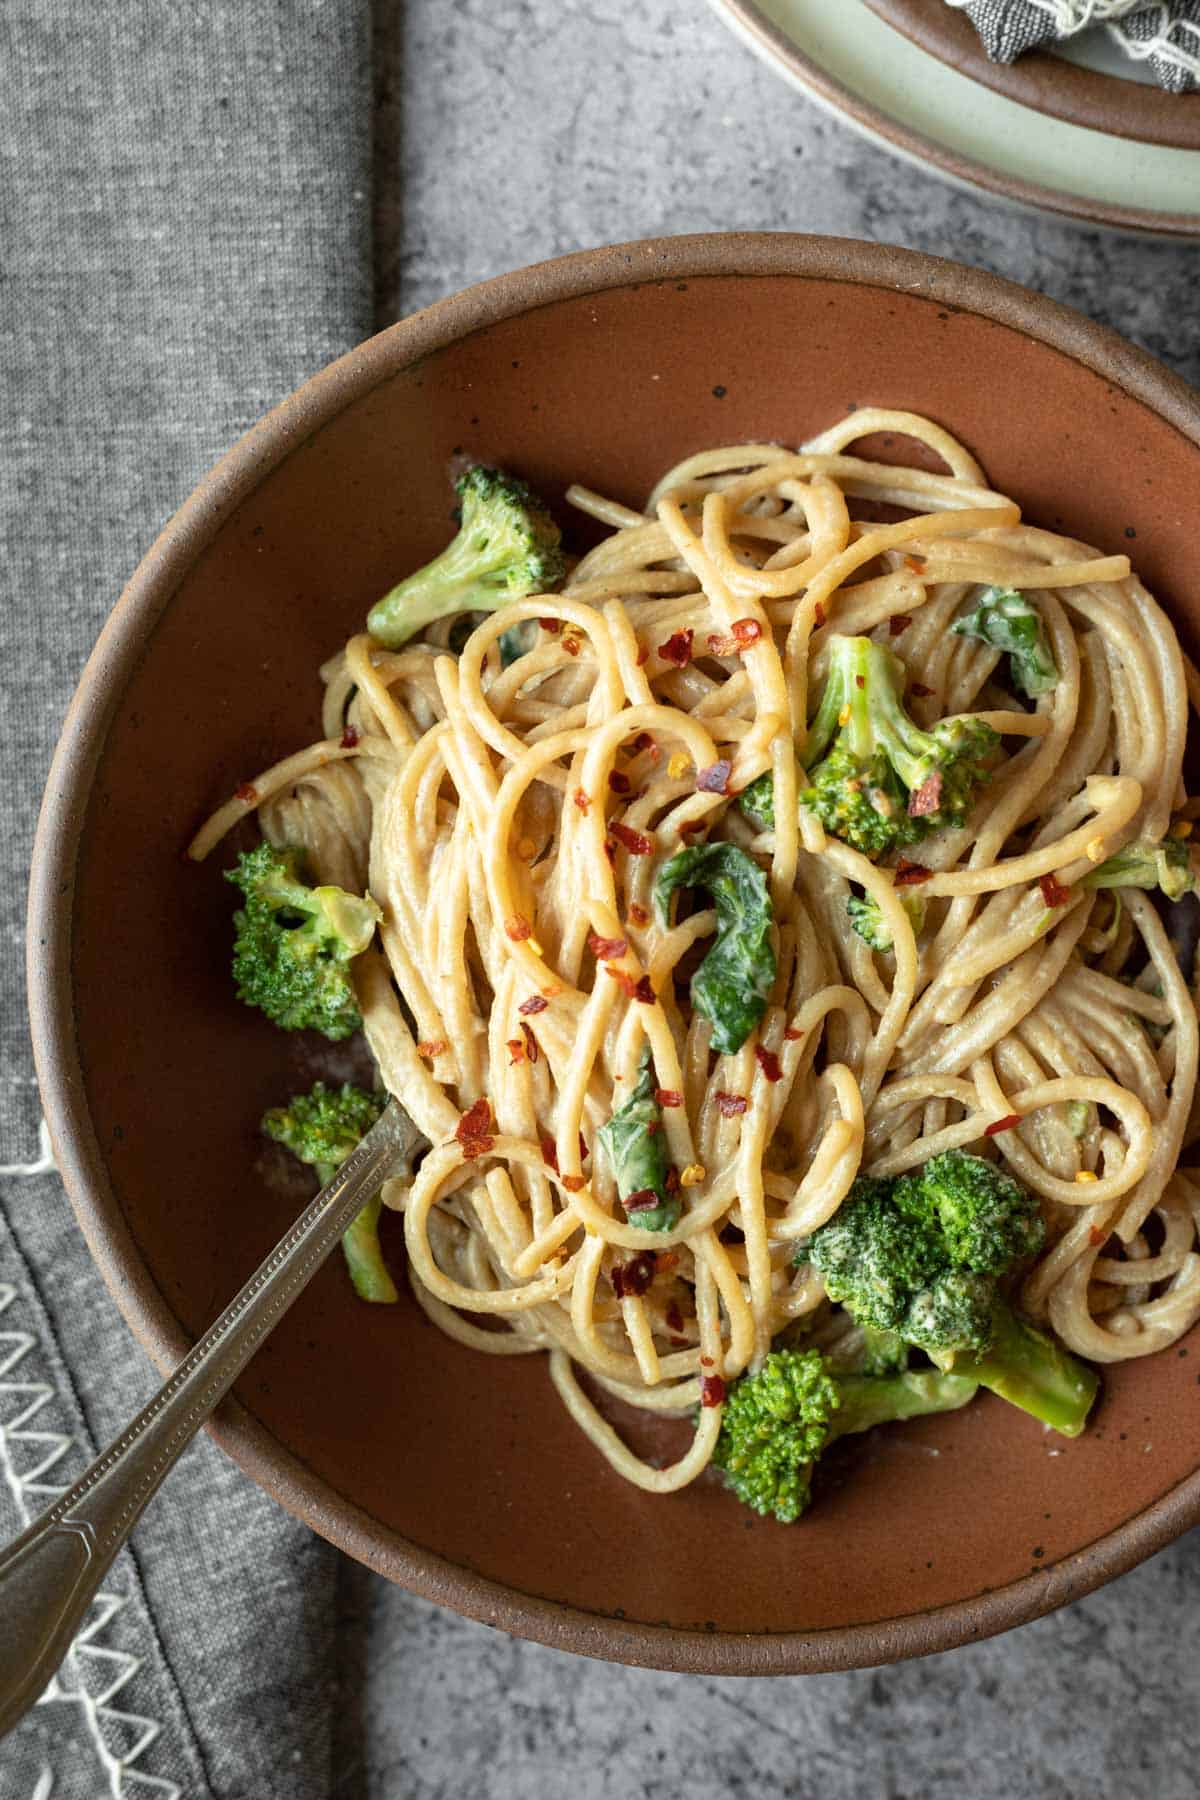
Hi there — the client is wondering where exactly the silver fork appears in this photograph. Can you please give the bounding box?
[0,1097,422,1740]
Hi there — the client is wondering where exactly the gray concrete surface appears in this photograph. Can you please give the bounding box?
[337,6,1200,1797]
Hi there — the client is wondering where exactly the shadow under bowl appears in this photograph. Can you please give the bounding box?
[29,233,1200,1674]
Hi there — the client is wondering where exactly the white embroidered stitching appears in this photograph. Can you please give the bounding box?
[0,1283,180,1799]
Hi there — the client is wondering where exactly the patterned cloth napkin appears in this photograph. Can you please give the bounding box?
[4,3,372,1792]
[947,1,1200,89]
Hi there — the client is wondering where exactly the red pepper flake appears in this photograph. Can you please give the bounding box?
[813,601,827,629]
[1040,873,1072,909]
[632,732,659,760]
[562,631,582,657]
[696,760,732,796]
[612,1252,656,1298]
[456,1097,495,1161]
[579,1131,589,1161]
[519,1021,539,1063]
[506,1037,525,1066]
[235,782,258,805]
[904,553,927,572]
[707,631,737,656]
[655,1088,683,1109]
[715,1092,749,1118]
[907,771,943,819]
[588,931,628,962]
[562,1174,586,1192]
[985,1113,1021,1137]
[1088,1225,1108,1247]
[519,994,549,1016]
[700,1373,727,1408]
[416,1038,447,1058]
[894,859,933,888]
[664,1166,680,1193]
[607,967,637,999]
[633,975,656,1005]
[540,1134,559,1173]
[624,1189,661,1215]
[731,618,762,648]
[665,1301,684,1333]
[658,628,694,668]
[339,724,360,749]
[855,674,866,689]
[656,1250,680,1273]
[505,914,533,942]
[635,644,650,667]
[572,787,591,814]
[783,1026,804,1042]
[608,770,631,795]
[611,821,653,856]
[910,682,934,699]
[889,613,913,637]
[539,617,562,635]
[628,902,649,927]
[754,1046,783,1083]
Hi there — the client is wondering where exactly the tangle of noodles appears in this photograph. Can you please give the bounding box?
[190,410,1200,1496]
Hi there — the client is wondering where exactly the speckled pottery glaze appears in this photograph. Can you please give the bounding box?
[28,235,1200,1674]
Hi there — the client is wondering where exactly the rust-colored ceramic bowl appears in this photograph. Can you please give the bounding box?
[29,235,1200,1674]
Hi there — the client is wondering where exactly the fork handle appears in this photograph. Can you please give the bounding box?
[0,1100,418,1740]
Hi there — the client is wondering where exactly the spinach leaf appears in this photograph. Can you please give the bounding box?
[950,587,1058,697]
[598,1044,679,1231]
[654,842,776,1056]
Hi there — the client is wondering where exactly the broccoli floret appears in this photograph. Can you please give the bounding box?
[1083,835,1195,903]
[711,1346,976,1522]
[802,1151,1099,1436]
[262,1081,397,1303]
[367,466,566,649]
[846,889,927,953]
[226,842,381,1040]
[798,636,998,855]
[951,587,1058,697]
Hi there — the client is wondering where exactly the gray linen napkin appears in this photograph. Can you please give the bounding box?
[3,3,372,1792]
[948,1,1200,89]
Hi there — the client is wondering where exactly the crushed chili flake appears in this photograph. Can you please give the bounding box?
[588,931,628,962]
[855,674,866,689]
[608,770,631,795]
[504,914,533,942]
[339,724,360,749]
[904,553,927,572]
[518,994,549,1016]
[783,1026,804,1042]
[562,1174,586,1192]
[633,974,656,1005]
[665,1165,681,1192]
[697,760,732,796]
[658,628,694,668]
[1040,873,1072,908]
[813,601,827,629]
[625,1189,661,1214]
[562,631,582,657]
[894,859,933,888]
[657,1250,680,1273]
[628,902,650,927]
[665,1300,684,1333]
[715,1092,749,1118]
[612,1252,656,1298]
[631,731,659,759]
[910,682,934,699]
[635,644,649,666]
[889,613,913,636]
[607,967,637,998]
[572,787,591,814]
[655,1088,683,1109]
[456,1097,495,1160]
[732,618,763,648]
[519,1021,539,1062]
[907,771,943,818]
[754,1046,783,1083]
[611,821,653,856]
[700,1373,727,1408]
[235,782,258,805]
[539,1134,559,1173]
[985,1113,1021,1137]
[538,617,562,635]
[707,631,737,656]
[506,1037,526,1066]
[1088,1224,1107,1245]
[416,1038,447,1058]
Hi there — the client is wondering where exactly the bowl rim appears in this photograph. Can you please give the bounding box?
[28,231,1200,1675]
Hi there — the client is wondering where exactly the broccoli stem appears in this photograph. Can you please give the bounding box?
[316,1160,399,1305]
[953,1301,1098,1438]
[832,1370,978,1437]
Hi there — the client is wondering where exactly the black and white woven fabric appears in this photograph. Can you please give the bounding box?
[948,0,1200,89]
